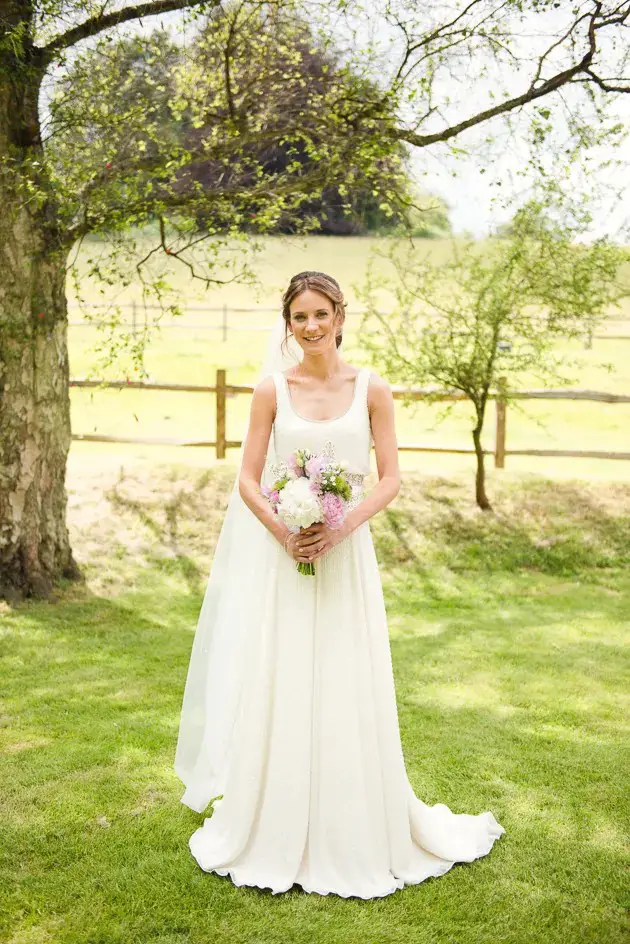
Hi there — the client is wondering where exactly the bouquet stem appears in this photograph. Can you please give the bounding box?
[297,561,315,576]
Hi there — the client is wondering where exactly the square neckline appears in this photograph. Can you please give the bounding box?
[280,368,364,424]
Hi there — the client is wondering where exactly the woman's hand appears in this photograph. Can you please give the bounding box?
[288,521,351,563]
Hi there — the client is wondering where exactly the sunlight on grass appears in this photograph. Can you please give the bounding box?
[1,458,629,943]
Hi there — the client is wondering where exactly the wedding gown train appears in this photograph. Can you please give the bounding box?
[175,366,505,898]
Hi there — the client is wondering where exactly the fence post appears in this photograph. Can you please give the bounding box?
[222,304,228,342]
[216,368,226,459]
[494,375,507,469]
[584,325,593,350]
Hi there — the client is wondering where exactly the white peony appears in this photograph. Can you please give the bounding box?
[276,477,323,531]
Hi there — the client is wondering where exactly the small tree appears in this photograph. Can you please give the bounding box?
[358,200,629,510]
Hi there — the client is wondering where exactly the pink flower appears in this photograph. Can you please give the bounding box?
[305,455,326,483]
[308,480,320,497]
[288,453,305,477]
[261,485,280,509]
[322,492,345,530]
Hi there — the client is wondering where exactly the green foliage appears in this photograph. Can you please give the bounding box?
[39,2,412,337]
[384,188,451,239]
[320,472,352,500]
[46,9,405,239]
[1,0,629,377]
[335,475,352,500]
[358,195,629,507]
[362,215,625,401]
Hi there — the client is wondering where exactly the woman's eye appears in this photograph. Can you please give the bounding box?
[292,311,329,322]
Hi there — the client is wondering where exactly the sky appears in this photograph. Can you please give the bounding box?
[413,101,630,239]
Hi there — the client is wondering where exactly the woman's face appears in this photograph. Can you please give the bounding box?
[288,288,340,354]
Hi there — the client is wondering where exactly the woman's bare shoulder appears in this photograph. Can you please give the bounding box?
[364,368,392,395]
[251,375,277,414]
[254,374,276,395]
[363,368,389,388]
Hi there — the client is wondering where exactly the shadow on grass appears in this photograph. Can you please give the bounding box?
[56,463,630,611]
[101,463,238,598]
[371,474,630,594]
[2,466,629,941]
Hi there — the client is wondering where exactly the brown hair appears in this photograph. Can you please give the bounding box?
[281,270,347,354]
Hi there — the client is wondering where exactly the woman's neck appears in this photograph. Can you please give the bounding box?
[297,349,344,380]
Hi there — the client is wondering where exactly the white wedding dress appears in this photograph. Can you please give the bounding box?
[175,366,505,899]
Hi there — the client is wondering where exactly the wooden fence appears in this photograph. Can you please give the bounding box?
[67,302,630,346]
[69,371,630,466]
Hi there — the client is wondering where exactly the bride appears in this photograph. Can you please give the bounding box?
[174,270,505,899]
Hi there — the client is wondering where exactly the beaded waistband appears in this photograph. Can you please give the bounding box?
[346,474,367,511]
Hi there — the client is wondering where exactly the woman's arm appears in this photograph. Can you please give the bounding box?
[297,372,401,561]
[238,376,291,547]
[345,372,401,531]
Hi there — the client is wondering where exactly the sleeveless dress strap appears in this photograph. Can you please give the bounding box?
[271,371,288,415]
[355,367,371,410]
[356,367,374,447]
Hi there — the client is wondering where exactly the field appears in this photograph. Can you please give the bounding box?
[67,234,630,483]
[1,460,629,944]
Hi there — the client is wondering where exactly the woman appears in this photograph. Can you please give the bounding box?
[174,270,505,899]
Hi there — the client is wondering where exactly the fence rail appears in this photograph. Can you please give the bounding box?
[66,302,630,344]
[69,371,630,465]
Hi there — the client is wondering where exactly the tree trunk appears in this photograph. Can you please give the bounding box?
[0,64,82,602]
[472,425,491,511]
[0,210,82,601]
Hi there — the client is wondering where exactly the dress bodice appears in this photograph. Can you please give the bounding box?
[271,367,373,476]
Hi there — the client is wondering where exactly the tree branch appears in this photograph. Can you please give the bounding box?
[583,67,630,93]
[40,0,219,59]
[392,15,599,148]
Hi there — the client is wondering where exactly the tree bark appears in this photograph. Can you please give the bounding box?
[0,205,82,602]
[472,424,491,512]
[0,62,82,602]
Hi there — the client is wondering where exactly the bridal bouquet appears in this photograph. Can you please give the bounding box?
[262,448,353,576]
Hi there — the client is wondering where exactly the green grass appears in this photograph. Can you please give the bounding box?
[1,459,629,944]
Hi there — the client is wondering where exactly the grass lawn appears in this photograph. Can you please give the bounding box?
[1,453,629,944]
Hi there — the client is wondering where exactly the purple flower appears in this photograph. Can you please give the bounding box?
[305,455,326,483]
[261,485,280,510]
[322,491,345,530]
